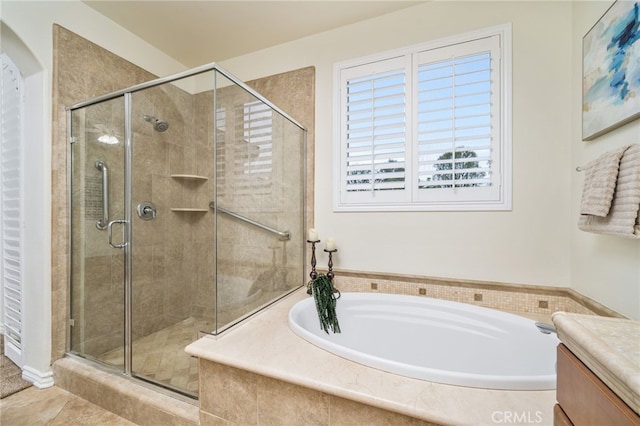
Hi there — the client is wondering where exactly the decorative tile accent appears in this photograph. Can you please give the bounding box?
[331,271,617,319]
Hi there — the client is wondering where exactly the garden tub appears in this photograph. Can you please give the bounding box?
[288,292,559,390]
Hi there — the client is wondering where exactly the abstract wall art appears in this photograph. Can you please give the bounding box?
[583,0,640,140]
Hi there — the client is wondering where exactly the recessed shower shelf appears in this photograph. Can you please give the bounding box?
[170,174,209,181]
[170,208,209,212]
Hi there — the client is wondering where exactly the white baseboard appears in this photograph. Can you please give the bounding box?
[22,365,54,389]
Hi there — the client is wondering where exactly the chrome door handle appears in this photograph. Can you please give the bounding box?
[107,219,127,249]
[95,160,109,230]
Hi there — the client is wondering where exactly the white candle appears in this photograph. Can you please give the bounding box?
[326,237,335,251]
[308,228,318,241]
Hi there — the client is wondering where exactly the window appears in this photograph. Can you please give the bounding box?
[238,100,274,193]
[216,101,274,198]
[334,25,511,211]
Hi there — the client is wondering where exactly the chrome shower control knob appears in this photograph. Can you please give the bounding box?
[136,202,157,220]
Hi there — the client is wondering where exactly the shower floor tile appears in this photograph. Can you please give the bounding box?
[99,317,213,396]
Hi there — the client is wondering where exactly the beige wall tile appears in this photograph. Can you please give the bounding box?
[198,358,445,425]
[257,375,330,425]
[200,360,258,425]
[199,410,230,426]
[330,395,435,426]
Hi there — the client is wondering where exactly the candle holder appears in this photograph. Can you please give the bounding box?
[323,248,337,281]
[324,249,340,298]
[306,239,320,294]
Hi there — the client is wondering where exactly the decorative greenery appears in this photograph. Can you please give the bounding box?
[307,274,341,334]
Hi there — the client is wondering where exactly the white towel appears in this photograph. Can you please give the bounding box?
[579,144,640,239]
[579,145,630,217]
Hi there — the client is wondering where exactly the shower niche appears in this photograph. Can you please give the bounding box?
[68,64,306,398]
[170,174,209,212]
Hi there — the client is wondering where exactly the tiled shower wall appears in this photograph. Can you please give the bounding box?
[66,40,217,356]
[130,83,216,338]
[55,24,156,358]
[52,25,315,360]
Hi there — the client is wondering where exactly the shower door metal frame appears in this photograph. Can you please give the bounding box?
[67,62,305,129]
[123,92,133,377]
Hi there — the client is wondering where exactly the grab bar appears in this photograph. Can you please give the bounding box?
[209,202,291,240]
[95,160,109,230]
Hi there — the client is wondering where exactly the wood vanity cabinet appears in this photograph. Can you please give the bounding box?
[555,344,640,426]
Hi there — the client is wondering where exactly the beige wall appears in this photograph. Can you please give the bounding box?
[220,1,639,319]
[223,2,575,285]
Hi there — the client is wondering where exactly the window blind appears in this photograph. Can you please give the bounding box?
[343,61,407,195]
[417,51,494,190]
[239,100,273,194]
[218,101,273,198]
[335,27,509,211]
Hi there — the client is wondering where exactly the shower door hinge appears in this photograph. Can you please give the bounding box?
[69,136,78,144]
[69,318,75,327]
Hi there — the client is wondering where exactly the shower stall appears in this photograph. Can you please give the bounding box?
[67,63,306,398]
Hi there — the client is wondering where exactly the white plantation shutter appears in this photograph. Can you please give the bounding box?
[243,101,273,181]
[339,56,410,205]
[218,101,274,199]
[215,106,227,194]
[415,36,502,203]
[335,26,510,211]
[240,100,273,195]
[1,53,24,360]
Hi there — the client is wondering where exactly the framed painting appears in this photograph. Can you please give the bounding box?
[583,0,640,141]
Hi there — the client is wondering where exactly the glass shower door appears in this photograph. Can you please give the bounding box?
[68,63,305,399]
[69,97,126,369]
[128,78,215,397]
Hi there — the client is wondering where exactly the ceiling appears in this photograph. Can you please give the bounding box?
[83,1,424,67]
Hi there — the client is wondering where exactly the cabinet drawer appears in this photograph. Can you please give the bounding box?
[557,344,640,426]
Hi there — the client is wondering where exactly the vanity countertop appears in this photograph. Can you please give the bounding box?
[186,289,557,426]
[552,311,640,415]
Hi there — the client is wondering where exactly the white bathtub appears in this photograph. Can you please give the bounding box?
[288,292,559,390]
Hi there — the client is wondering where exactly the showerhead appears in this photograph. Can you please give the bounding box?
[153,119,169,132]
[143,114,169,132]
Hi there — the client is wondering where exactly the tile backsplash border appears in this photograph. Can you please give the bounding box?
[327,269,623,318]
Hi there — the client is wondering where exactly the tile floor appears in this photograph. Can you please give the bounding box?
[0,317,214,425]
[99,316,213,395]
[0,386,136,425]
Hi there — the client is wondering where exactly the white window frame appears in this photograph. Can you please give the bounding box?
[333,24,512,212]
